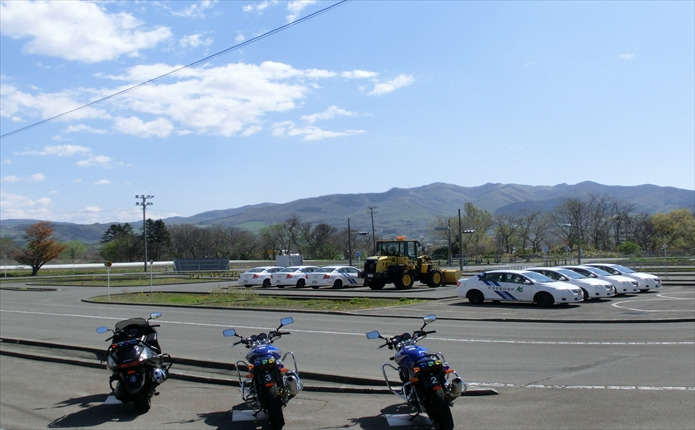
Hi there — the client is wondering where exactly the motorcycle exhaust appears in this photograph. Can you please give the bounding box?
[447,377,465,399]
[285,374,299,397]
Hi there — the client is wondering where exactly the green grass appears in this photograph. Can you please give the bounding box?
[91,289,426,311]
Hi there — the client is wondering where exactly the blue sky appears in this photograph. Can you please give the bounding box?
[1,0,693,225]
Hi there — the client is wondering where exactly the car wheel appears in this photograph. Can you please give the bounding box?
[467,290,484,304]
[262,279,271,288]
[534,292,555,307]
[296,279,306,288]
[332,279,343,289]
[581,288,589,300]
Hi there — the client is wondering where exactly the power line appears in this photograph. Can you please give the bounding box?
[0,0,352,140]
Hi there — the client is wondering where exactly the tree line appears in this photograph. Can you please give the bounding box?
[2,193,693,275]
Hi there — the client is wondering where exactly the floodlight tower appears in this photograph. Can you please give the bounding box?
[136,195,154,272]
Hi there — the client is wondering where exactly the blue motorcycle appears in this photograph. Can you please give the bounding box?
[366,314,465,430]
[223,317,302,429]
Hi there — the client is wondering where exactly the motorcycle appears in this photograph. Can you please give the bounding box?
[223,316,302,429]
[96,311,172,413]
[366,314,465,430]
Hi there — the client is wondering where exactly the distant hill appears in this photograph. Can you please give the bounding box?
[2,181,693,245]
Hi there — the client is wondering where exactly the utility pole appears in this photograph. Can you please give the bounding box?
[136,195,154,272]
[367,206,377,254]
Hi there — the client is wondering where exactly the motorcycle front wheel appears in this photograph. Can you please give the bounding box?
[424,395,453,430]
[262,384,285,429]
[133,390,152,413]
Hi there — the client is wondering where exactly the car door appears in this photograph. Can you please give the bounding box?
[490,272,527,302]
[342,267,363,286]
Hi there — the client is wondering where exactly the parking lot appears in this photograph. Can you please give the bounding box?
[1,269,693,429]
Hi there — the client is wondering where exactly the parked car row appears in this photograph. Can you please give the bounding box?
[455,264,661,307]
[239,265,364,289]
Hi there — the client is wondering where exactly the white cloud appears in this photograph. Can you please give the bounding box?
[29,173,46,182]
[94,179,111,186]
[369,74,414,96]
[0,191,52,219]
[286,1,318,22]
[64,124,108,135]
[77,155,117,168]
[243,1,279,14]
[32,145,91,157]
[113,116,174,138]
[272,120,364,141]
[0,84,108,124]
[1,175,20,183]
[619,53,636,61]
[179,34,213,49]
[1,173,45,183]
[301,106,356,124]
[342,70,378,79]
[0,0,171,63]
[170,0,217,18]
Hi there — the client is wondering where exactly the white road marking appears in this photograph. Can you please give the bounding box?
[469,382,695,391]
[2,308,693,346]
[611,291,695,312]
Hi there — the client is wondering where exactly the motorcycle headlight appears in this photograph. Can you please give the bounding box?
[107,355,117,371]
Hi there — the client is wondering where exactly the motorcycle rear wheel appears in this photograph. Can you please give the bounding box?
[424,395,454,430]
[263,385,285,429]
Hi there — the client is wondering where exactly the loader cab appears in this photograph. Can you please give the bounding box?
[375,239,419,260]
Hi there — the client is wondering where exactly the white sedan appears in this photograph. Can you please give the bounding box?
[456,269,584,306]
[585,263,661,291]
[238,266,285,288]
[307,266,364,289]
[561,266,639,295]
[527,267,615,300]
[270,266,320,288]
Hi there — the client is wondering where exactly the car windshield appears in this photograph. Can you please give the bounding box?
[613,264,635,273]
[524,271,554,283]
[584,266,611,276]
[315,267,336,273]
[248,268,265,273]
[556,268,584,279]
[268,267,285,273]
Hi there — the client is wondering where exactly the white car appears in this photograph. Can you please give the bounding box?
[238,266,286,288]
[307,266,364,289]
[585,263,661,291]
[270,266,320,288]
[456,269,584,306]
[561,266,639,295]
[527,267,615,300]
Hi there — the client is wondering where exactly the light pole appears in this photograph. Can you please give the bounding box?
[136,195,154,272]
[368,206,377,254]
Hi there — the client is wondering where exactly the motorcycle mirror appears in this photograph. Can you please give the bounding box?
[366,330,380,339]
[222,328,236,337]
[149,311,162,320]
[96,326,109,334]
[423,314,436,325]
[280,317,294,327]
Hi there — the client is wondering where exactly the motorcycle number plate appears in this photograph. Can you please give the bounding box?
[367,274,373,278]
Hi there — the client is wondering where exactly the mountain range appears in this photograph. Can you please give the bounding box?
[2,181,693,245]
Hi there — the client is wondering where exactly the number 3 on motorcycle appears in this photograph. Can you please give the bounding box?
[264,373,273,382]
